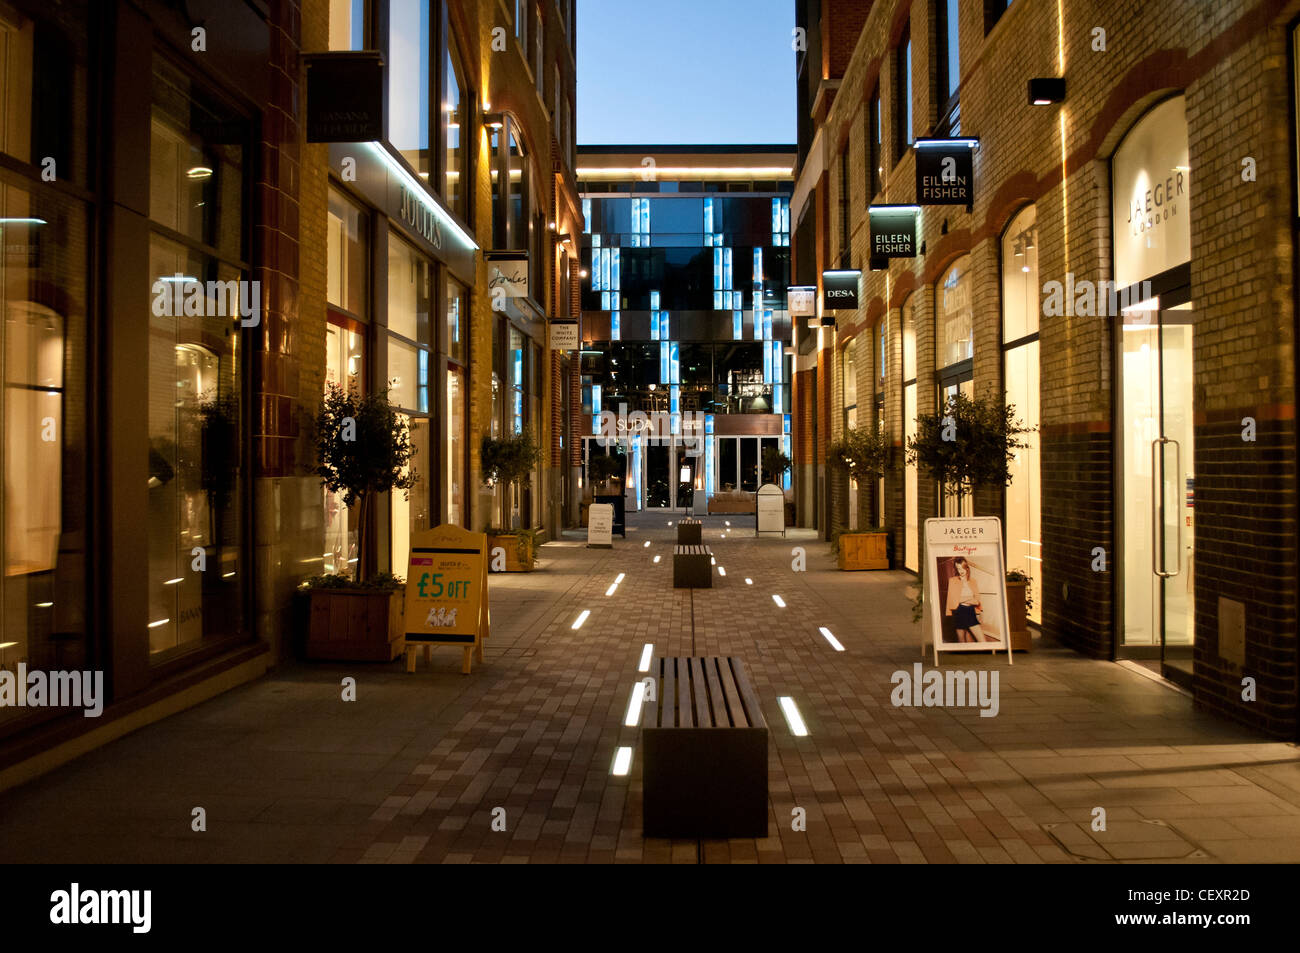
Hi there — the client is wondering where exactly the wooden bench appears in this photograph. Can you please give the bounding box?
[676,518,702,545]
[642,656,769,838]
[672,544,712,588]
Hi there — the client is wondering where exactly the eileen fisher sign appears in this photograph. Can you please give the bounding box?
[915,138,977,208]
[869,205,919,258]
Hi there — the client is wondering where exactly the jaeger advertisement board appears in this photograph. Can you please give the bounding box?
[923,517,1013,664]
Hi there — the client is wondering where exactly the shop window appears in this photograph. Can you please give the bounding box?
[445,279,467,525]
[491,124,529,250]
[843,342,857,430]
[1002,204,1040,622]
[0,2,88,185]
[389,0,430,177]
[867,87,882,200]
[984,0,1013,34]
[146,57,247,661]
[323,317,364,573]
[387,231,432,572]
[838,149,851,267]
[329,0,367,49]
[893,22,912,164]
[937,255,973,367]
[328,188,368,317]
[443,30,467,220]
[0,178,89,721]
[902,295,918,571]
[935,0,961,134]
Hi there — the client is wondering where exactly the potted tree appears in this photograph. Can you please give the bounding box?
[827,427,892,569]
[906,391,1032,505]
[761,446,795,526]
[303,383,417,661]
[482,430,543,571]
[1005,568,1034,652]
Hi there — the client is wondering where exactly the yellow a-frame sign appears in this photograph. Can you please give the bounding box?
[403,524,490,674]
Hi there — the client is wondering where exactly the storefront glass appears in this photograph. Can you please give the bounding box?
[387,230,432,569]
[444,279,467,525]
[146,57,247,658]
[902,295,918,571]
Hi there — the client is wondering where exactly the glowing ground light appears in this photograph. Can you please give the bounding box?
[605,583,618,596]
[147,619,170,628]
[819,627,845,651]
[615,573,626,584]
[653,555,661,563]
[611,746,633,776]
[745,578,753,585]
[772,594,786,608]
[638,643,654,672]
[718,567,726,576]
[572,610,591,630]
[725,521,731,526]
[624,681,647,726]
[778,697,809,736]
[710,557,716,565]
[644,541,651,548]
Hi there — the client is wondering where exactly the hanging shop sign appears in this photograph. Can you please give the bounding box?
[869,205,919,259]
[305,52,385,143]
[403,524,490,674]
[486,250,529,298]
[821,270,861,310]
[756,483,786,537]
[922,517,1012,664]
[549,321,579,350]
[915,138,977,209]
[787,286,817,316]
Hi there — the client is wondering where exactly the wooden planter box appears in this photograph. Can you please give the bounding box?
[487,533,534,572]
[837,532,890,570]
[305,588,405,662]
[1006,579,1032,652]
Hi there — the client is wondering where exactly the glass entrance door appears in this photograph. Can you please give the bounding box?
[1119,302,1195,684]
[646,443,670,507]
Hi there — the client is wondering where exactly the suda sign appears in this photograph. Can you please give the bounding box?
[915,138,977,208]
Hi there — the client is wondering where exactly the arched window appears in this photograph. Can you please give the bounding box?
[1002,205,1041,623]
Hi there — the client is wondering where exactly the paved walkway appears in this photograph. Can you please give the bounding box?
[2,512,1298,863]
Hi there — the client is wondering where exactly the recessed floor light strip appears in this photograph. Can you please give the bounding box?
[772,594,786,607]
[615,573,626,584]
[717,566,726,576]
[623,682,646,727]
[745,578,753,585]
[571,610,591,630]
[611,746,633,776]
[605,583,618,596]
[778,696,809,737]
[819,627,845,651]
[653,555,661,563]
[638,643,654,672]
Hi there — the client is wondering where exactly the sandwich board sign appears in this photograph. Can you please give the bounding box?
[922,517,1012,665]
[755,483,786,537]
[588,503,614,548]
[403,524,490,674]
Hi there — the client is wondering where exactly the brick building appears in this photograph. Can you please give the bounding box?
[792,0,1300,738]
[0,0,579,789]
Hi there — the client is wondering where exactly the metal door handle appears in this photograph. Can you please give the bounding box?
[1152,438,1173,578]
[1167,438,1182,578]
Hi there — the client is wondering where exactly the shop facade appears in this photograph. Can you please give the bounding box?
[576,146,796,515]
[792,0,1300,737]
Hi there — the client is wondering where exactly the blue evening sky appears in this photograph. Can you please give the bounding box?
[577,0,797,145]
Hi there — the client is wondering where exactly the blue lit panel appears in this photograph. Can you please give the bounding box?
[774,383,783,414]
[661,313,669,340]
[659,342,669,382]
[632,436,643,509]
[782,434,792,489]
[705,413,715,435]
[583,198,592,233]
[763,343,772,383]
[650,311,659,341]
[704,198,714,233]
[753,247,762,285]
[611,248,620,289]
[705,434,716,495]
[418,349,429,413]
[770,341,783,383]
[591,384,601,416]
[783,414,791,435]
[713,248,722,290]
[763,310,773,341]
[670,342,679,384]
[723,248,732,289]
[611,311,620,341]
[732,310,742,340]
[601,291,610,310]
[714,290,723,310]
[670,384,679,415]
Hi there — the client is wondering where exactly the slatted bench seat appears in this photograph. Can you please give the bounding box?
[672,544,712,588]
[676,518,702,545]
[643,656,769,838]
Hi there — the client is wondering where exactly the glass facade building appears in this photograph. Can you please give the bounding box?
[578,147,795,511]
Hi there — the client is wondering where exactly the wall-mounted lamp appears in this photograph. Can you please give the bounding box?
[548,221,557,231]
[559,232,573,245]
[580,269,589,277]
[1028,77,1066,105]
[484,111,505,130]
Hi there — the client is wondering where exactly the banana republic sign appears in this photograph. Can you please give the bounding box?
[305,52,385,143]
[915,138,977,208]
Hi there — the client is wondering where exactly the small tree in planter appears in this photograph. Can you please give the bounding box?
[303,384,417,661]
[481,430,544,571]
[827,427,892,569]
[1004,567,1034,652]
[589,451,627,493]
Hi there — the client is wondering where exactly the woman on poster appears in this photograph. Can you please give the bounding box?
[944,556,995,643]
